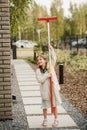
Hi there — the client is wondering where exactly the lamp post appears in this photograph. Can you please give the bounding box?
[37,29,41,52]
[37,29,41,42]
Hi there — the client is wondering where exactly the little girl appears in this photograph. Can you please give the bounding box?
[36,45,62,127]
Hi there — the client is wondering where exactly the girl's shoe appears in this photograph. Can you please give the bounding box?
[52,119,58,127]
[42,119,47,127]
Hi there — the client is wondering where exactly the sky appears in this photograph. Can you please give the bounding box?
[34,0,87,17]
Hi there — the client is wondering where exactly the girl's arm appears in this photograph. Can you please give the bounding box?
[36,68,50,83]
[49,45,57,66]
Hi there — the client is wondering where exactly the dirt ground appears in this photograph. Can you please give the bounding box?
[56,65,87,118]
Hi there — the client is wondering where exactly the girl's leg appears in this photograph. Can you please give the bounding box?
[52,107,58,127]
[42,109,47,126]
[43,108,47,119]
[53,107,58,119]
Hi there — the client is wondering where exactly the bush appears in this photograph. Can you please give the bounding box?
[34,45,40,52]
[56,49,87,72]
[41,45,48,53]
[27,56,36,64]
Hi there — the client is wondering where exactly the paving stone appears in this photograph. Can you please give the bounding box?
[15,67,34,69]
[18,82,39,86]
[24,105,67,115]
[17,76,36,79]
[14,67,34,69]
[17,77,37,82]
[18,75,35,77]
[17,78,37,82]
[14,68,34,71]
[15,68,34,71]
[15,68,33,70]
[22,97,41,105]
[16,75,36,78]
[19,86,40,91]
[27,115,79,128]
[16,73,36,76]
[21,91,40,97]
[15,70,35,72]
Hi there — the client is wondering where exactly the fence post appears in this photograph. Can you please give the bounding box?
[59,62,64,84]
[12,45,17,59]
[69,35,72,50]
[76,35,79,53]
[86,35,87,56]
[34,51,36,60]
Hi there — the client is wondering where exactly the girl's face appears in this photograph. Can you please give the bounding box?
[37,56,46,68]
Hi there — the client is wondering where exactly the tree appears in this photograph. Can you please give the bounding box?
[69,2,87,35]
[10,0,31,38]
[50,0,64,42]
[30,2,49,42]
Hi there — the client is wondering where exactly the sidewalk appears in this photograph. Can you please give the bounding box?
[13,59,80,129]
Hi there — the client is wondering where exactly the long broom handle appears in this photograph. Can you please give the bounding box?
[47,22,54,113]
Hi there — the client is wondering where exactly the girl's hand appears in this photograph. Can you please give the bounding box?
[50,73,52,77]
[48,71,52,77]
[48,44,52,49]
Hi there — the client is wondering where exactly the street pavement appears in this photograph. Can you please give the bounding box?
[13,59,80,129]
